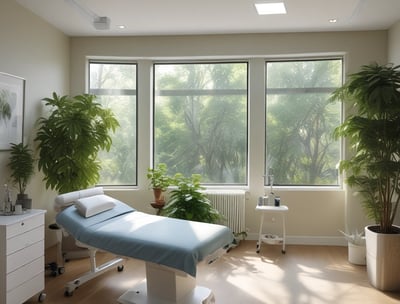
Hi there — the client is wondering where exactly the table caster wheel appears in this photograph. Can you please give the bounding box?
[38,292,46,302]
[58,267,65,275]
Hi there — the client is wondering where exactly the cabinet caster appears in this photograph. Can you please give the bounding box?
[64,290,73,297]
[38,292,46,302]
[58,267,65,275]
[117,265,124,272]
[281,250,286,254]
[47,262,64,277]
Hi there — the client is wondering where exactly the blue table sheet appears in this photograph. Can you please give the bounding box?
[56,200,233,277]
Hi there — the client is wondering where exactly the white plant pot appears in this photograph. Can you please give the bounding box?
[348,242,366,265]
[365,225,400,291]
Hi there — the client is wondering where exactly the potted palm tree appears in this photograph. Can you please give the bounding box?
[35,92,119,193]
[7,142,35,209]
[331,63,400,291]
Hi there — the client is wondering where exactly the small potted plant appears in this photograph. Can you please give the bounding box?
[147,163,171,205]
[7,142,35,209]
[161,173,222,224]
[339,229,366,265]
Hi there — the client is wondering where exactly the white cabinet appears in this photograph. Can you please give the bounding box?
[0,210,46,304]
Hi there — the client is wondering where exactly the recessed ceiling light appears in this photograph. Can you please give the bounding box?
[329,19,337,23]
[117,25,126,29]
[255,2,287,15]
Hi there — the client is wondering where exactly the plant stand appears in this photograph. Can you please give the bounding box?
[150,202,164,215]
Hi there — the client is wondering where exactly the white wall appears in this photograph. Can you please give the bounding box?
[389,21,400,65]
[0,1,391,247]
[0,0,69,246]
[388,20,400,226]
[70,31,388,244]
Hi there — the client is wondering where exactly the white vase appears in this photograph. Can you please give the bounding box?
[365,225,400,291]
[348,242,366,265]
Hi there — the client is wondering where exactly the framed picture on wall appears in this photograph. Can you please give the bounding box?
[0,72,25,151]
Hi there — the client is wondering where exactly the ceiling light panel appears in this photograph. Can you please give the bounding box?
[255,2,287,15]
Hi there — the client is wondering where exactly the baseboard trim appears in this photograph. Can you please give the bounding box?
[246,233,347,246]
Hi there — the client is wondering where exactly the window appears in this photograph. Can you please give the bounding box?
[265,59,343,186]
[153,62,248,184]
[88,61,137,186]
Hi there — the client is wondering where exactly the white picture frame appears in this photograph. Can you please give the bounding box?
[0,72,25,150]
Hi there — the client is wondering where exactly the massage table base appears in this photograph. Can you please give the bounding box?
[64,246,125,296]
[118,262,215,304]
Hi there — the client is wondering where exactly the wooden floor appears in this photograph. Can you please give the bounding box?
[26,241,400,304]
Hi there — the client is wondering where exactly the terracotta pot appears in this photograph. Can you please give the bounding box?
[365,225,400,291]
[153,188,165,205]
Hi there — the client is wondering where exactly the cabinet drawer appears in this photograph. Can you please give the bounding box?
[7,271,44,304]
[6,213,44,239]
[7,256,44,292]
[7,240,44,273]
[6,225,44,255]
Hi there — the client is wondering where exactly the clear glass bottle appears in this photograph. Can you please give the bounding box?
[268,172,275,205]
[3,184,12,214]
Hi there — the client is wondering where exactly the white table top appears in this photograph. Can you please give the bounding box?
[0,209,46,225]
[256,205,288,212]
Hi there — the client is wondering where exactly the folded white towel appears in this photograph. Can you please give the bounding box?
[75,194,116,218]
[54,187,104,211]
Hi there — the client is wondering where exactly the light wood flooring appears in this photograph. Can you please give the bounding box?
[26,241,400,304]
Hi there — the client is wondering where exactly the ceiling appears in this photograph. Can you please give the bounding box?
[16,0,400,37]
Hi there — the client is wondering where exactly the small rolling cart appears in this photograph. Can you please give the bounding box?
[255,205,289,254]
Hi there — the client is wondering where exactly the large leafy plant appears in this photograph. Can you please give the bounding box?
[161,173,222,224]
[35,92,119,194]
[331,63,400,233]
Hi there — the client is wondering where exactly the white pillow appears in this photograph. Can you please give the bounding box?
[74,194,116,218]
[54,187,104,211]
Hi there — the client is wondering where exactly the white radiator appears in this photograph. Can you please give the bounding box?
[205,190,246,234]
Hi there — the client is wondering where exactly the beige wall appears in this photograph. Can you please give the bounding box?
[0,1,392,247]
[389,20,400,225]
[0,0,69,246]
[70,31,388,244]
[389,20,400,64]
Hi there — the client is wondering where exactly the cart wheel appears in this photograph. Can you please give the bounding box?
[64,290,73,297]
[281,250,286,254]
[117,265,124,272]
[256,242,261,253]
[38,292,46,302]
[58,267,65,275]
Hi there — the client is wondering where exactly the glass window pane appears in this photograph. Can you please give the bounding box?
[154,62,248,184]
[89,62,137,185]
[266,59,342,186]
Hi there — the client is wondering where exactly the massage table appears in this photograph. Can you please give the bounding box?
[54,187,233,304]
